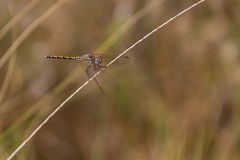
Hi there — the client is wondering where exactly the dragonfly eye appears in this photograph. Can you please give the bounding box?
[95,56,103,64]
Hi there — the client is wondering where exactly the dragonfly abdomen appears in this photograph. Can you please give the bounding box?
[45,55,81,60]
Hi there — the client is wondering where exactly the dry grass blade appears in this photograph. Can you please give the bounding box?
[0,55,16,104]
[6,0,205,159]
[0,1,18,105]
[96,0,165,53]
[0,0,41,41]
[0,0,68,70]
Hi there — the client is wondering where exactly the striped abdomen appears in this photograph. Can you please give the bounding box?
[44,55,82,61]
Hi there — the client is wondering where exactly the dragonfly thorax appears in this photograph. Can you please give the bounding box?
[84,54,102,65]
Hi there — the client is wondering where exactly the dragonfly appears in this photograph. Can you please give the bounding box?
[45,53,129,94]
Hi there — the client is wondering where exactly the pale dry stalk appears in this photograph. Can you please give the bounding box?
[0,0,41,40]
[0,0,68,69]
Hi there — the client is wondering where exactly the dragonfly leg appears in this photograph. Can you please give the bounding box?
[86,65,105,95]
[86,65,92,78]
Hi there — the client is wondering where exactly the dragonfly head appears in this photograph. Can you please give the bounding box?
[95,56,103,64]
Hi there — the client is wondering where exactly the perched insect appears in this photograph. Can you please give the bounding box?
[45,53,130,94]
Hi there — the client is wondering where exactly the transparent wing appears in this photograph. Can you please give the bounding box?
[93,54,130,66]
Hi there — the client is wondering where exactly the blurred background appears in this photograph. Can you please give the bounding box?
[0,0,240,159]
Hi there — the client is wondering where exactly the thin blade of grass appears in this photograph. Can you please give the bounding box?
[0,55,16,104]
[96,0,165,53]
[0,0,68,70]
[0,0,41,41]
[0,1,18,104]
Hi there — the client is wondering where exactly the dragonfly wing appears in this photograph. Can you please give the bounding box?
[93,54,130,66]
